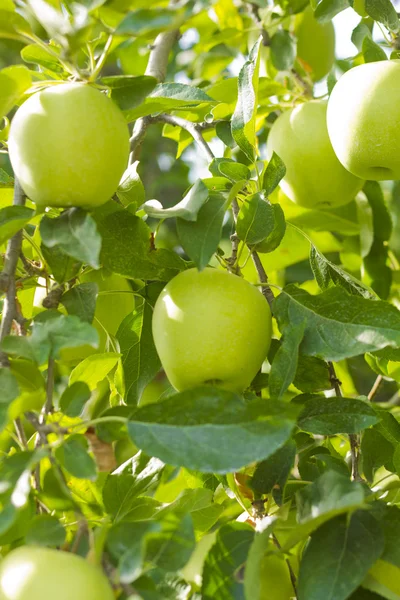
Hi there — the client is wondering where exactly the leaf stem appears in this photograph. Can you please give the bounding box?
[89,34,113,82]
[368,374,383,402]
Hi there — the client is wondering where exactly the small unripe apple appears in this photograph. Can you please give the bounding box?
[266,101,364,209]
[8,83,130,208]
[152,268,272,393]
[0,546,114,600]
[327,60,400,181]
[259,545,295,600]
[295,6,335,81]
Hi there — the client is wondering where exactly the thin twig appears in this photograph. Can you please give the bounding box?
[14,417,27,448]
[45,358,55,414]
[148,114,215,161]
[251,251,274,309]
[368,374,383,402]
[249,3,271,46]
[328,361,363,482]
[89,34,113,82]
[0,178,25,366]
[272,532,298,597]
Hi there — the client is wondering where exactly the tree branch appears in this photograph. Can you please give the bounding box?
[129,29,180,163]
[368,374,383,401]
[251,251,275,309]
[328,361,363,482]
[148,114,215,162]
[0,178,25,366]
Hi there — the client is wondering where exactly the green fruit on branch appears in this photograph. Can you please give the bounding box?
[295,6,335,81]
[8,83,130,208]
[152,268,272,393]
[327,60,400,181]
[266,101,364,209]
[0,546,114,600]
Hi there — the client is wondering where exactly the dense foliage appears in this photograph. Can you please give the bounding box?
[1,0,400,599]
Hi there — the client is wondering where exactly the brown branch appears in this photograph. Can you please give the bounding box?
[251,251,274,309]
[0,178,26,366]
[328,361,363,482]
[249,3,271,47]
[368,374,383,402]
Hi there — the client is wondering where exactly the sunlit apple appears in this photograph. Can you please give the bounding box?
[266,101,364,209]
[0,546,114,600]
[152,268,272,393]
[327,60,400,181]
[295,6,335,81]
[8,82,129,208]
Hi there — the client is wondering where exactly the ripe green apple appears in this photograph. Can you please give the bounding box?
[152,268,272,393]
[266,101,364,209]
[327,60,400,181]
[8,83,129,208]
[0,546,114,600]
[295,6,335,81]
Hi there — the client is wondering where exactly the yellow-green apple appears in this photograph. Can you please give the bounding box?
[152,268,272,393]
[8,83,129,208]
[266,101,364,208]
[259,545,295,600]
[295,6,335,81]
[327,60,400,181]
[0,546,114,600]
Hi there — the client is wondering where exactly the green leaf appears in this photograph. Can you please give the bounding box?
[59,381,91,418]
[274,285,400,361]
[117,290,161,405]
[249,439,296,504]
[364,0,400,32]
[0,9,32,40]
[116,161,145,209]
[176,193,226,270]
[362,36,387,62]
[102,75,157,112]
[25,514,66,547]
[55,434,97,480]
[21,44,64,72]
[127,388,297,473]
[314,0,350,22]
[237,193,285,248]
[146,512,195,571]
[106,521,150,583]
[143,179,209,221]
[231,37,262,161]
[263,152,286,196]
[0,65,31,120]
[0,368,19,432]
[253,203,286,254]
[2,312,98,365]
[298,511,384,600]
[283,471,366,551]
[0,205,33,246]
[217,160,251,183]
[103,452,165,520]
[361,428,393,482]
[60,282,97,324]
[294,355,332,393]
[41,244,81,284]
[70,353,120,390]
[243,524,280,600]
[269,321,305,399]
[297,395,379,434]
[40,209,101,269]
[202,523,254,600]
[123,83,217,121]
[116,8,179,35]
[94,202,186,281]
[270,29,296,71]
[310,245,375,299]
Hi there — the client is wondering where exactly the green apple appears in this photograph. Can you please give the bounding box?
[266,101,364,209]
[295,6,335,81]
[8,83,129,208]
[0,546,114,600]
[152,268,272,393]
[327,60,400,181]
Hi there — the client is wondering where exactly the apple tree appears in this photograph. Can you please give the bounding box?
[1,0,400,599]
